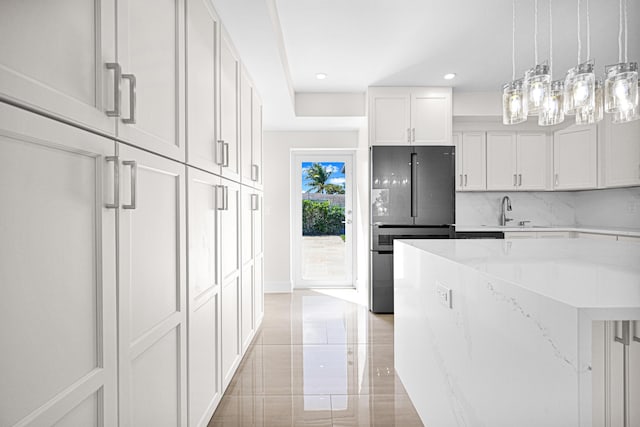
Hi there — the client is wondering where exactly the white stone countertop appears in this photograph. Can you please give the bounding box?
[454,224,640,237]
[398,239,640,309]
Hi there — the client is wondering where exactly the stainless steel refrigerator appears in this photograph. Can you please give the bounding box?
[370,146,455,313]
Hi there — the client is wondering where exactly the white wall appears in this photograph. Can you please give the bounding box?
[263,130,369,296]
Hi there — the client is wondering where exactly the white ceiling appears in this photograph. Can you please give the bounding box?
[211,0,640,130]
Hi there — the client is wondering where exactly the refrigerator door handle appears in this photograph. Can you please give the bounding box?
[410,152,417,218]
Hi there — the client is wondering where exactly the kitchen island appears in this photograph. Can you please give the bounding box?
[394,238,640,427]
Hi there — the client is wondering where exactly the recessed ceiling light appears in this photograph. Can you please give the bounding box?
[316,73,328,80]
[444,73,456,80]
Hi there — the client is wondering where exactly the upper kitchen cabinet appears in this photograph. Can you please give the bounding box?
[0,0,118,135]
[251,90,264,189]
[369,87,452,146]
[117,0,186,162]
[219,29,241,182]
[240,70,264,188]
[486,132,550,191]
[553,125,598,190]
[456,131,486,191]
[187,0,220,173]
[603,117,640,188]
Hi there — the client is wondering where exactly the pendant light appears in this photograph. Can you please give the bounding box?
[573,0,603,124]
[539,0,564,125]
[503,0,528,124]
[575,79,604,124]
[611,80,640,123]
[604,0,638,119]
[524,0,551,115]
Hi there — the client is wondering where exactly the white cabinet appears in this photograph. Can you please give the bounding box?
[117,144,187,427]
[219,178,241,388]
[369,87,452,146]
[0,0,118,135]
[187,0,220,173]
[603,117,640,188]
[456,132,486,191]
[486,132,550,191]
[219,29,241,182]
[553,125,598,190]
[0,104,118,427]
[187,167,222,426]
[116,0,186,162]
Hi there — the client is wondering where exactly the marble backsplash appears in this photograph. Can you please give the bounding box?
[456,187,640,229]
[574,187,640,228]
[456,192,576,226]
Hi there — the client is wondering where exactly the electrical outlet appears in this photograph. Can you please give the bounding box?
[436,283,452,309]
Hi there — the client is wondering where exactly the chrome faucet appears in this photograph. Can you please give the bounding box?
[500,196,513,226]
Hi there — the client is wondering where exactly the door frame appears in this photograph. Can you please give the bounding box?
[291,150,356,289]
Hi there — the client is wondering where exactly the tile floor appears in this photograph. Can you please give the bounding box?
[208,290,424,426]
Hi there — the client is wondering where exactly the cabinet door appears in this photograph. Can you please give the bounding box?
[369,88,411,145]
[240,69,254,185]
[117,0,186,161]
[220,179,241,283]
[241,187,254,267]
[486,132,517,191]
[252,91,264,189]
[604,117,640,187]
[411,87,452,145]
[553,125,597,190]
[0,0,117,134]
[219,29,241,181]
[187,0,220,173]
[0,104,117,427]
[517,133,550,190]
[187,167,222,426]
[117,144,187,427]
[461,132,486,191]
[253,192,264,259]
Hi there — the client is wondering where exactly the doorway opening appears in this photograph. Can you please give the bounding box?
[292,151,355,288]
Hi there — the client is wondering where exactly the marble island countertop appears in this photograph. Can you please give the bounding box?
[454,224,640,237]
[398,239,640,309]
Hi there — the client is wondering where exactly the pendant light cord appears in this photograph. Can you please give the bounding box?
[577,0,582,64]
[512,0,516,80]
[534,0,539,64]
[586,0,590,60]
[549,0,553,75]
[624,0,628,62]
[619,0,623,62]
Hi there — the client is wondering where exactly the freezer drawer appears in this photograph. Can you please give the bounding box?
[370,251,394,314]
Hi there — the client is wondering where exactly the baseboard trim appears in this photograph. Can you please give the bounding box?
[264,281,292,293]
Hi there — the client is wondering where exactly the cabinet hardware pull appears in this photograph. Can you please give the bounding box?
[223,142,230,168]
[513,174,517,186]
[122,74,137,124]
[224,186,229,210]
[251,193,259,211]
[216,140,225,165]
[412,128,416,142]
[105,156,119,208]
[464,174,468,186]
[105,63,121,117]
[518,174,522,186]
[634,321,640,343]
[251,164,259,181]
[407,128,411,143]
[554,174,559,186]
[216,185,225,210]
[122,160,137,210]
[459,174,463,187]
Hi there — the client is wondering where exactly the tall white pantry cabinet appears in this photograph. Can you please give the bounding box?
[0,0,264,426]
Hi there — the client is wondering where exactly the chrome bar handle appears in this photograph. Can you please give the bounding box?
[216,140,225,165]
[513,174,517,186]
[251,193,259,211]
[614,321,630,346]
[634,321,640,343]
[122,74,137,124]
[459,174,463,187]
[518,174,522,186]
[223,142,230,168]
[412,128,416,142]
[216,185,225,211]
[105,63,121,117]
[251,164,259,182]
[105,156,119,208]
[554,174,559,186]
[464,174,468,187]
[407,128,411,143]
[122,160,137,210]
[224,186,229,211]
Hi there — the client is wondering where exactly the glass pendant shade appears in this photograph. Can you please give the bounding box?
[575,79,604,124]
[611,80,640,123]
[525,64,551,115]
[502,79,528,124]
[539,80,565,126]
[604,62,638,113]
[571,60,596,112]
[563,67,577,115]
